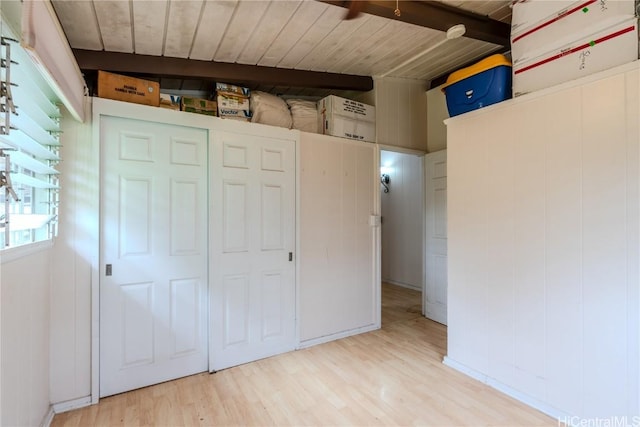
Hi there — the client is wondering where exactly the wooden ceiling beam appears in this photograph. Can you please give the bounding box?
[73,49,374,92]
[319,1,510,46]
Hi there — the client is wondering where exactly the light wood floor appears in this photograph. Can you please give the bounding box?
[52,283,555,426]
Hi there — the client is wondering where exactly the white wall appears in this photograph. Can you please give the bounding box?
[1,244,52,426]
[426,84,449,153]
[299,133,379,344]
[374,77,428,152]
[380,150,424,291]
[446,63,639,420]
[49,101,96,404]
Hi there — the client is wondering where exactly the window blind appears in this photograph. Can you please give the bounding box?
[1,16,61,248]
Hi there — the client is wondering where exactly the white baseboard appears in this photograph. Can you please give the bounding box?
[52,396,92,414]
[383,279,421,292]
[297,323,380,349]
[442,356,570,423]
[41,406,55,427]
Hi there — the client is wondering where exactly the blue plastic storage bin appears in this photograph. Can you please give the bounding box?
[442,54,512,117]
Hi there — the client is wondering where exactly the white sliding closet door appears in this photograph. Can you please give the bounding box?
[210,131,296,371]
[100,116,208,397]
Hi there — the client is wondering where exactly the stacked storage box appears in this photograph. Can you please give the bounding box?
[159,94,181,111]
[97,71,160,107]
[511,0,638,96]
[180,97,217,116]
[441,54,512,117]
[317,95,375,142]
[216,82,251,121]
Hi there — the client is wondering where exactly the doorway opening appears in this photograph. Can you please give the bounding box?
[380,149,424,328]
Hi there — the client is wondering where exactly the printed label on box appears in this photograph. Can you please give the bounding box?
[219,108,252,118]
[217,93,250,110]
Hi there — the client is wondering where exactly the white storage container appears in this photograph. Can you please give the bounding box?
[511,0,636,64]
[512,0,591,34]
[513,18,638,97]
[317,95,376,142]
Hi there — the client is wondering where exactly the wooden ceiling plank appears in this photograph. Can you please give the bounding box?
[51,0,104,51]
[341,20,425,75]
[369,29,445,76]
[327,18,394,73]
[277,5,344,69]
[73,49,373,91]
[93,0,133,53]
[214,0,271,63]
[295,14,372,71]
[164,0,204,58]
[132,0,168,56]
[422,46,500,81]
[423,41,505,83]
[390,36,496,79]
[236,1,302,65]
[322,14,388,72]
[190,0,238,61]
[258,1,329,67]
[318,0,510,46]
[337,19,412,74]
[408,37,483,78]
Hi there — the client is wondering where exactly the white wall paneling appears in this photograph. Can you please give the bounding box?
[299,133,379,345]
[445,62,640,421]
[50,100,95,405]
[374,77,428,152]
[1,243,52,426]
[380,149,424,291]
[426,84,449,153]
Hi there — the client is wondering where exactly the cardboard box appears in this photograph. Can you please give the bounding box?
[320,116,376,142]
[317,95,375,142]
[218,108,252,120]
[216,82,251,97]
[511,0,636,64]
[97,71,160,107]
[513,18,638,97]
[159,93,181,110]
[217,93,250,110]
[181,97,217,116]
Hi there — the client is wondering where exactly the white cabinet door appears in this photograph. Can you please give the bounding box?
[100,116,208,397]
[210,131,296,371]
[424,150,447,325]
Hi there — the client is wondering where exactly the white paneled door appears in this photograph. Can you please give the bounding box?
[424,150,448,325]
[100,116,208,397]
[210,131,295,371]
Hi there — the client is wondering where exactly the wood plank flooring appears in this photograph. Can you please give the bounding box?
[52,283,555,426]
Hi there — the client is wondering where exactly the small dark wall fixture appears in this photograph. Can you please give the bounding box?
[381,174,390,193]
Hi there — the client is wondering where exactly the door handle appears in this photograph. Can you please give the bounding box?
[289,252,293,262]
[105,264,112,276]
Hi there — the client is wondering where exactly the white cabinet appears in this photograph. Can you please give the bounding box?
[446,63,639,420]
